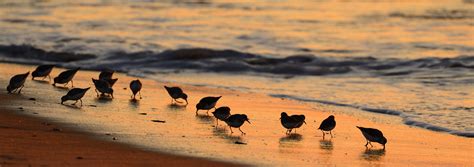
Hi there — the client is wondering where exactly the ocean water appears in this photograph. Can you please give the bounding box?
[0,0,472,137]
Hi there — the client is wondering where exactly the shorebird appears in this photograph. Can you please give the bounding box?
[318,115,336,139]
[130,79,142,100]
[195,96,221,115]
[356,126,387,150]
[92,78,114,98]
[212,106,231,126]
[280,112,306,134]
[224,114,251,135]
[99,70,114,80]
[32,64,54,81]
[7,72,30,94]
[61,87,90,107]
[164,86,188,104]
[99,70,118,87]
[53,68,80,87]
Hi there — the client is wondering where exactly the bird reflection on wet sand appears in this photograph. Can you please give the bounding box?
[195,114,214,123]
[319,139,333,150]
[95,96,113,103]
[361,148,386,161]
[167,103,186,111]
[279,133,303,142]
[128,99,140,108]
[212,127,244,144]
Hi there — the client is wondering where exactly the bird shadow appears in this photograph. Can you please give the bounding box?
[279,133,303,142]
[167,104,186,111]
[319,139,333,150]
[360,148,386,161]
[195,114,214,123]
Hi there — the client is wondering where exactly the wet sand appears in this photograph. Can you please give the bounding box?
[0,63,472,166]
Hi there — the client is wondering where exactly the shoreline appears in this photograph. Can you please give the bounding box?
[0,62,472,166]
[0,63,241,166]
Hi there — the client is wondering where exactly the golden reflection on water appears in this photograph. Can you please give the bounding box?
[1,0,471,58]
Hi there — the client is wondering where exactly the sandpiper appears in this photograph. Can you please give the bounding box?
[195,96,221,115]
[61,87,90,107]
[130,79,142,100]
[53,68,80,87]
[32,64,54,81]
[99,70,118,87]
[318,115,336,139]
[280,112,306,134]
[7,72,30,94]
[212,106,231,126]
[92,78,114,98]
[99,70,114,80]
[356,126,387,150]
[224,114,251,135]
[164,86,188,104]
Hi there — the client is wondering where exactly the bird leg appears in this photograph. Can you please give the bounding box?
[330,131,333,138]
[229,126,234,134]
[239,127,246,135]
[72,100,78,105]
[206,110,210,115]
[195,109,199,116]
[95,89,100,97]
[369,142,373,147]
[321,130,325,139]
[215,118,219,127]
[71,80,74,87]
[80,99,83,107]
[365,141,369,147]
[138,91,142,99]
[18,85,24,94]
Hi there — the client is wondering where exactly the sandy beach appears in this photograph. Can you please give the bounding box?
[0,62,472,166]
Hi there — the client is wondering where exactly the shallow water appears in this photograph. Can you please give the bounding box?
[0,0,473,136]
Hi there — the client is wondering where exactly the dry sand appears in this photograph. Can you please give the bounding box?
[0,63,472,166]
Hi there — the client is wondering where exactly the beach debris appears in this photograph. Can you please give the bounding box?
[88,104,97,107]
[234,141,247,145]
[76,156,83,160]
[151,120,166,123]
[18,107,24,110]
[33,112,38,114]
[28,98,36,101]
[139,113,147,115]
[113,137,117,140]
[52,128,62,132]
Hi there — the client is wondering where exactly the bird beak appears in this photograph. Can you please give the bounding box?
[303,121,307,124]
[246,120,251,124]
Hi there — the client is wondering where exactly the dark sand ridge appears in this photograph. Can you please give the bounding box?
[0,63,472,166]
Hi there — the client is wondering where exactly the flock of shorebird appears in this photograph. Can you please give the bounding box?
[6,64,387,150]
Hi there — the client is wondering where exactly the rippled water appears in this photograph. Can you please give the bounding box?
[0,0,473,136]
